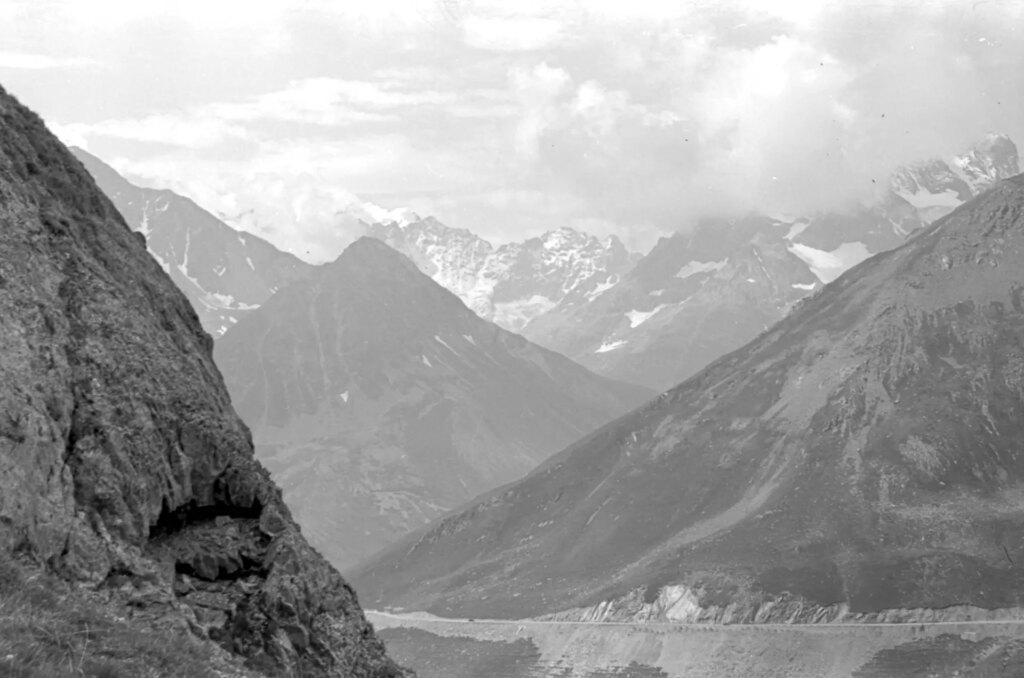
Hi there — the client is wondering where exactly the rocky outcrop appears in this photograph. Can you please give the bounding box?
[0,85,404,676]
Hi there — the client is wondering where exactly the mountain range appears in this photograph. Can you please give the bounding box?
[71,148,315,337]
[365,218,640,333]
[73,136,1017,397]
[521,134,1021,390]
[353,172,1024,623]
[214,237,652,571]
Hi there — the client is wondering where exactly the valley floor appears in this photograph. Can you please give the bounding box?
[368,611,1024,678]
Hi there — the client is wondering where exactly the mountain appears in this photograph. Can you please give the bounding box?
[71,148,314,337]
[523,135,1020,391]
[523,216,821,391]
[890,133,1020,224]
[353,174,1024,623]
[0,86,405,675]
[366,218,639,332]
[214,237,653,571]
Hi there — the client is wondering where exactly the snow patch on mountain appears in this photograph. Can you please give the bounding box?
[788,242,871,283]
[783,220,811,241]
[435,335,458,354]
[595,339,628,353]
[493,295,558,331]
[587,276,619,300]
[626,305,667,328]
[676,259,728,279]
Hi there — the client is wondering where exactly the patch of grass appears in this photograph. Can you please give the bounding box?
[0,557,227,678]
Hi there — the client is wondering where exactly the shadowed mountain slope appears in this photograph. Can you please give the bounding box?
[0,85,404,676]
[353,175,1024,622]
[215,237,653,571]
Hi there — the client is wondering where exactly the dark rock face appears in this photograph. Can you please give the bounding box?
[354,176,1024,621]
[0,85,403,676]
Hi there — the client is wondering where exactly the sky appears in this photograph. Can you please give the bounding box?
[1,0,1022,262]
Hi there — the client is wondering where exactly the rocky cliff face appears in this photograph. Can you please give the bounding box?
[215,237,652,571]
[353,174,1024,622]
[71,148,314,337]
[0,86,403,676]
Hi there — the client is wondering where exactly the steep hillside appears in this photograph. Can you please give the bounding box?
[0,86,403,676]
[215,237,652,571]
[72,148,314,336]
[354,175,1024,622]
[525,136,1020,390]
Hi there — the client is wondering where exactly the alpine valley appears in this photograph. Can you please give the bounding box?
[353,162,1024,678]
[214,237,652,571]
[8,4,1024,677]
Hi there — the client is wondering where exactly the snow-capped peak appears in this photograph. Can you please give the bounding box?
[363,220,638,332]
[889,133,1019,223]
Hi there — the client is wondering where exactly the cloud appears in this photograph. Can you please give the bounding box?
[509,62,571,156]
[26,0,1024,259]
[0,51,98,70]
[498,3,1024,233]
[462,16,565,51]
[209,79,401,125]
[105,129,489,262]
[53,78,418,149]
[58,115,248,149]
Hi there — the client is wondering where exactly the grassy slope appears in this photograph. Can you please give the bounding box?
[0,557,255,678]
